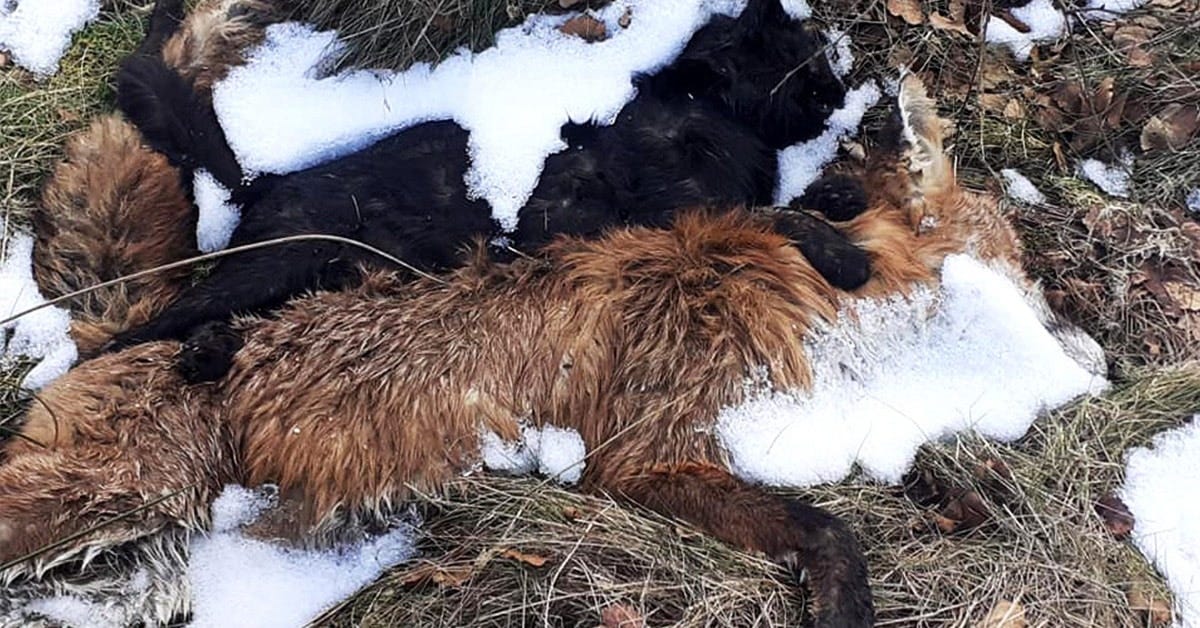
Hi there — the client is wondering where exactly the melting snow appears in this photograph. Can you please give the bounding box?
[481,423,587,485]
[718,255,1107,486]
[1078,153,1133,198]
[774,81,882,205]
[188,485,416,628]
[1121,418,1200,628]
[193,170,242,253]
[0,0,99,77]
[0,230,77,390]
[1185,189,1199,215]
[1001,168,1047,205]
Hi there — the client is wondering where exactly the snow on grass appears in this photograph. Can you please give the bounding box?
[481,423,587,485]
[213,0,751,230]
[718,254,1107,486]
[1078,152,1133,198]
[774,81,881,205]
[0,0,99,77]
[1001,168,1047,205]
[188,485,417,628]
[984,0,1067,62]
[21,595,128,628]
[986,0,1148,61]
[1120,418,1200,628]
[193,170,242,253]
[824,28,853,78]
[0,229,77,390]
[1185,189,1200,215]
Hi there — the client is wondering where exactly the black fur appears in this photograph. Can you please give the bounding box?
[793,173,869,222]
[109,0,869,379]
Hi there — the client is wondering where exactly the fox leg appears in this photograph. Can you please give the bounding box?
[599,462,874,628]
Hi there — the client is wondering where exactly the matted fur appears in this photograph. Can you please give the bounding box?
[31,115,197,355]
[0,77,1104,627]
[160,0,277,94]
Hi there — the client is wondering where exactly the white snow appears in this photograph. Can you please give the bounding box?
[774,81,881,205]
[187,485,416,628]
[213,0,755,230]
[1185,189,1200,215]
[0,0,99,77]
[824,28,853,78]
[780,0,812,19]
[1078,152,1133,198]
[1001,168,1047,205]
[986,0,1148,61]
[193,170,242,253]
[0,229,78,390]
[21,595,127,628]
[984,0,1068,62]
[718,254,1107,486]
[1120,418,1200,628]
[481,423,587,485]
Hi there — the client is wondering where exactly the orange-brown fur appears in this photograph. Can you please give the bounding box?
[31,115,197,355]
[4,77,1063,626]
[160,0,276,94]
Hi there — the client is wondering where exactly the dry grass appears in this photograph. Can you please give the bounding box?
[1,0,1198,626]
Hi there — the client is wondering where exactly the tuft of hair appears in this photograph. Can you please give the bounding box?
[160,0,280,94]
[32,115,198,356]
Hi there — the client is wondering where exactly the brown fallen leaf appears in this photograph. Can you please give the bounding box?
[938,488,991,533]
[600,603,646,628]
[929,0,972,38]
[396,561,475,587]
[887,0,925,25]
[500,547,551,567]
[1164,281,1200,312]
[974,599,1027,628]
[1127,587,1173,626]
[974,457,1013,483]
[1112,23,1156,67]
[1003,98,1026,120]
[1141,104,1200,151]
[559,15,608,42]
[1095,494,1136,540]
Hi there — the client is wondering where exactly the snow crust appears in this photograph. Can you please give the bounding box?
[985,0,1145,61]
[0,0,99,77]
[1184,189,1199,215]
[193,170,242,253]
[718,254,1107,486]
[481,423,587,485]
[187,485,416,628]
[0,230,77,389]
[1078,153,1133,198]
[1120,418,1200,628]
[1001,168,1047,205]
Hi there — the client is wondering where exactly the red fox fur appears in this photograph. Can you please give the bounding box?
[3,77,1104,627]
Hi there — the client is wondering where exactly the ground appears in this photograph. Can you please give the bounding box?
[1,0,1198,626]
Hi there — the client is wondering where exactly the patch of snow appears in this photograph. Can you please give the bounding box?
[984,0,1068,62]
[0,0,99,77]
[1120,418,1200,628]
[0,229,77,389]
[481,423,587,485]
[824,28,853,78]
[780,0,812,19]
[193,170,242,253]
[718,254,1106,486]
[1078,152,1133,198]
[21,595,127,628]
[1185,189,1200,215]
[1080,0,1149,20]
[188,485,417,628]
[213,0,760,230]
[1001,168,1047,205]
[774,81,881,205]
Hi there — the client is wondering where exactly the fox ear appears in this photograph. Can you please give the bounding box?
[896,73,955,196]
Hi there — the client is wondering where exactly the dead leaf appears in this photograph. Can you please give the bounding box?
[938,488,991,533]
[561,505,583,519]
[600,603,646,628]
[1141,104,1200,151]
[1095,494,1136,540]
[1113,24,1156,67]
[887,0,925,25]
[1164,281,1200,311]
[1127,587,1173,626]
[396,562,475,587]
[500,547,550,567]
[929,0,973,38]
[974,600,1027,628]
[974,457,1013,483]
[559,15,607,42]
[1003,98,1026,120]
[56,108,80,123]
[994,8,1032,34]
[980,93,1009,114]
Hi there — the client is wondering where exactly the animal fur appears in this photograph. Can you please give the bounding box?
[30,115,197,355]
[106,0,865,365]
[2,76,1095,628]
